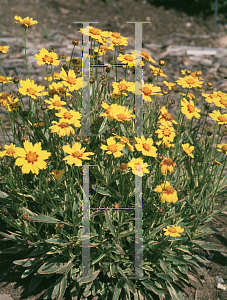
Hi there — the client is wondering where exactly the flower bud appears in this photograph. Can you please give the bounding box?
[118,46,124,53]
[186,69,191,75]
[58,224,64,229]
[41,104,48,111]
[89,77,95,84]
[71,39,79,46]
[159,60,165,67]
[1,208,7,215]
[83,137,90,143]
[75,136,81,142]
[162,90,168,95]
[22,214,28,220]
[196,71,202,76]
[106,66,111,73]
[48,46,55,52]
[170,99,175,104]
[147,76,153,83]
[207,82,213,88]
[120,163,128,171]
[204,104,210,110]
[13,77,19,84]
[74,66,81,74]
[101,80,107,86]
[157,154,164,161]
[131,66,135,74]
[101,74,106,80]
[158,208,164,214]
[22,137,28,142]
[61,54,67,59]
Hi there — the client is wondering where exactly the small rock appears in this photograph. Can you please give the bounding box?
[0,295,14,300]
[217,283,227,290]
[215,275,225,284]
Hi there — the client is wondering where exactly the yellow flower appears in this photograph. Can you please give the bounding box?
[127,81,162,102]
[209,110,227,125]
[0,45,9,53]
[111,105,135,123]
[154,181,178,203]
[112,133,134,152]
[141,50,156,63]
[94,44,113,56]
[112,79,134,96]
[44,94,67,111]
[182,143,194,158]
[59,68,85,92]
[127,157,149,177]
[213,93,227,108]
[14,140,51,175]
[117,52,136,67]
[202,92,217,104]
[156,140,175,149]
[216,143,227,155]
[49,121,75,137]
[49,82,72,97]
[52,169,65,180]
[100,102,120,121]
[13,15,38,28]
[44,72,61,81]
[35,48,59,66]
[0,74,12,84]
[78,26,111,44]
[6,98,21,112]
[0,143,20,158]
[62,143,95,166]
[55,108,82,127]
[163,225,184,237]
[134,136,158,157]
[100,137,125,158]
[181,92,195,100]
[181,98,201,120]
[176,75,204,89]
[157,106,178,127]
[155,125,176,144]
[66,57,82,67]
[163,81,176,90]
[150,65,167,77]
[19,78,48,100]
[160,157,177,175]
[107,32,128,48]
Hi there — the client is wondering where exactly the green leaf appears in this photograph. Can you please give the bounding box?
[141,280,165,296]
[116,265,127,279]
[114,243,125,255]
[104,210,115,237]
[166,282,179,300]
[193,241,226,252]
[0,191,9,198]
[0,231,22,241]
[146,223,166,239]
[45,238,68,245]
[58,275,67,300]
[119,230,133,238]
[28,215,60,223]
[77,269,100,284]
[91,184,112,196]
[142,264,154,272]
[70,281,81,300]
[0,246,27,254]
[51,276,61,299]
[21,261,43,278]
[113,281,122,300]
[13,258,38,267]
[92,254,106,265]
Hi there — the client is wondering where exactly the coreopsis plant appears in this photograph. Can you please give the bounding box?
[0,17,227,300]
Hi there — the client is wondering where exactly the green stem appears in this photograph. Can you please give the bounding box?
[24,28,30,79]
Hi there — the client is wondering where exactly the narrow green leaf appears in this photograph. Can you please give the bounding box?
[28,215,60,223]
[141,280,165,296]
[0,231,22,241]
[142,264,154,272]
[114,243,125,255]
[58,275,67,300]
[51,276,61,299]
[45,239,67,245]
[13,258,38,267]
[116,265,127,279]
[92,184,112,196]
[0,191,9,198]
[113,281,122,300]
[193,240,226,252]
[146,223,166,239]
[92,254,106,265]
[77,269,100,284]
[166,282,179,300]
[119,230,133,238]
[104,210,115,237]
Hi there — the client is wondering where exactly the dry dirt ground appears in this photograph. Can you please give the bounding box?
[0,0,227,299]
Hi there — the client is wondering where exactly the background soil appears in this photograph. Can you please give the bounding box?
[0,0,227,299]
